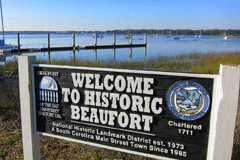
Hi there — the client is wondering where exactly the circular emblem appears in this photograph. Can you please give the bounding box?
[167,80,210,121]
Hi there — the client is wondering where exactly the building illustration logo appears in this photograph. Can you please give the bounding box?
[39,76,59,103]
[167,80,210,121]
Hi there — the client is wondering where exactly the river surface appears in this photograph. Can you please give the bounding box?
[2,34,240,62]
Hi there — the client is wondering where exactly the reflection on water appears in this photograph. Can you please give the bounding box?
[1,34,240,64]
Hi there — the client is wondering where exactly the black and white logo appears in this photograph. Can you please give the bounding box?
[39,76,59,103]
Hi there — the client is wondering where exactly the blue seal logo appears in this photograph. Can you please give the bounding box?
[167,80,210,121]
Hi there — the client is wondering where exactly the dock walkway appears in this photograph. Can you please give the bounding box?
[0,43,146,54]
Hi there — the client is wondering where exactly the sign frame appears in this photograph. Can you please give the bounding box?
[18,55,240,160]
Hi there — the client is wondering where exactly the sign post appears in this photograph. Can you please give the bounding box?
[18,55,239,160]
[207,65,240,160]
[18,56,40,160]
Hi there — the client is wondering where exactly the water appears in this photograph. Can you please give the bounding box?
[1,34,240,63]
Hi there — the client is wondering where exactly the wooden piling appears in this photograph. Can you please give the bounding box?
[94,33,97,46]
[130,47,132,58]
[17,33,20,50]
[144,46,147,57]
[73,49,75,61]
[72,33,75,48]
[48,51,50,63]
[47,33,50,49]
[113,33,116,45]
[113,48,116,60]
[145,34,147,45]
[130,34,132,45]
[95,49,97,61]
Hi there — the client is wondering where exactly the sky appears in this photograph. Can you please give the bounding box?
[2,0,240,31]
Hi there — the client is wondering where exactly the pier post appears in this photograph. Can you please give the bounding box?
[113,48,116,60]
[130,34,132,45]
[73,49,75,61]
[144,46,147,57]
[113,33,116,45]
[17,33,20,50]
[94,33,97,46]
[95,49,97,61]
[47,33,50,49]
[145,34,147,45]
[130,47,132,58]
[72,33,75,49]
[48,51,50,63]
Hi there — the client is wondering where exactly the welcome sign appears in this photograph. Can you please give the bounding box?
[32,64,218,159]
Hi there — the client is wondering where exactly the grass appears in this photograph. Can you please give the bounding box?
[0,51,239,159]
[0,80,20,120]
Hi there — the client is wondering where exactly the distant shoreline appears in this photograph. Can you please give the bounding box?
[1,29,240,37]
[1,33,240,38]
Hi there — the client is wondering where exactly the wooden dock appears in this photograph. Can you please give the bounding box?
[0,33,147,54]
[1,43,146,54]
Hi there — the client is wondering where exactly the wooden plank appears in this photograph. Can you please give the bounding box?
[83,44,146,49]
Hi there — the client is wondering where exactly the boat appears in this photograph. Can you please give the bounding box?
[174,36,180,39]
[195,30,198,37]
[0,0,17,49]
[224,30,228,40]
[99,33,104,39]
[166,30,171,38]
[199,30,202,38]
[126,27,131,38]
[0,40,17,49]
[93,32,105,39]
[224,36,228,40]
[126,35,131,38]
[174,29,180,39]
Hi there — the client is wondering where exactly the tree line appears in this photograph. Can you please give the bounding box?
[105,29,240,36]
[2,29,240,36]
